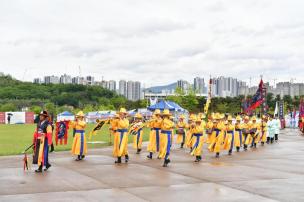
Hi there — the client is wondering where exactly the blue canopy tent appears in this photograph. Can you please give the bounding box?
[57,111,74,121]
[147,100,175,111]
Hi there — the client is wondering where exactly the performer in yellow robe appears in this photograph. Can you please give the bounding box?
[242,116,252,151]
[159,109,175,167]
[132,113,144,154]
[260,115,268,145]
[250,116,260,148]
[113,108,130,164]
[147,109,162,159]
[176,115,188,148]
[190,116,204,162]
[223,116,235,155]
[186,114,196,150]
[205,115,214,144]
[208,113,225,158]
[234,116,243,152]
[71,111,88,161]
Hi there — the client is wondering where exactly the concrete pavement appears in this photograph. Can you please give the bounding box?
[1,129,304,202]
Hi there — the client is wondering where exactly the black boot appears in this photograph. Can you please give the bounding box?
[261,142,264,146]
[44,163,51,171]
[270,138,274,144]
[35,165,43,173]
[50,143,54,153]
[147,152,153,159]
[254,143,257,148]
[163,158,170,167]
[236,147,240,152]
[125,155,129,163]
[244,145,247,151]
[190,147,193,153]
[136,149,141,154]
[215,152,220,158]
[115,157,122,164]
[81,155,85,159]
[194,156,200,162]
[275,134,278,141]
[75,155,82,161]
[266,137,270,144]
[228,150,232,155]
[181,143,184,148]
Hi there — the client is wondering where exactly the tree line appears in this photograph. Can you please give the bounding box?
[0,74,302,115]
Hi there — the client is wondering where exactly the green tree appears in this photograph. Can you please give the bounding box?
[0,103,17,112]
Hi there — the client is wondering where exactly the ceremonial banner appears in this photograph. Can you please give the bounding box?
[25,112,34,124]
[279,101,284,119]
[246,79,266,113]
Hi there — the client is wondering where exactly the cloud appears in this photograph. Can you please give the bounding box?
[0,0,304,86]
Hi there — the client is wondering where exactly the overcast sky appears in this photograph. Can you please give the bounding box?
[0,0,304,87]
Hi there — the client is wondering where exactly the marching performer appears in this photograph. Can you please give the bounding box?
[242,116,252,151]
[190,116,204,162]
[223,115,235,155]
[159,109,175,167]
[71,111,87,161]
[113,108,130,163]
[208,113,225,158]
[260,115,268,145]
[267,115,275,144]
[205,115,214,144]
[250,116,259,148]
[147,109,162,159]
[186,114,196,151]
[274,115,281,142]
[176,115,188,148]
[32,111,53,173]
[234,116,243,152]
[132,113,144,154]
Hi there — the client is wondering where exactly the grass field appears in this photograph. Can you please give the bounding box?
[0,124,150,156]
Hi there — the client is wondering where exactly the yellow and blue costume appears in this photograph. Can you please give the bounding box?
[71,111,87,161]
[223,116,235,155]
[190,117,204,162]
[158,109,174,167]
[234,116,243,152]
[113,108,129,163]
[147,109,162,159]
[132,113,144,154]
[176,115,188,148]
[208,113,225,158]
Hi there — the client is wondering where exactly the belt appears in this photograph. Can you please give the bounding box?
[75,130,84,133]
[117,129,128,133]
[161,130,172,134]
[193,133,202,137]
[227,130,234,133]
[153,128,161,131]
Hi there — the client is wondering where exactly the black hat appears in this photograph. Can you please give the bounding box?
[39,111,49,117]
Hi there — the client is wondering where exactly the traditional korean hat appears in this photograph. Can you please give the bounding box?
[251,116,257,121]
[154,109,161,115]
[119,107,127,114]
[39,110,49,117]
[227,115,233,121]
[244,116,250,120]
[195,116,202,123]
[76,111,85,117]
[189,114,196,121]
[179,114,185,119]
[162,109,171,116]
[135,113,143,119]
[236,115,242,121]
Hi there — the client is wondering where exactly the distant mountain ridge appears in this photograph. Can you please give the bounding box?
[145,82,177,93]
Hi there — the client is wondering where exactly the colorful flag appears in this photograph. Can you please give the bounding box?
[246,79,265,113]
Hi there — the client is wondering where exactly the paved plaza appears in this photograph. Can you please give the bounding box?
[1,129,304,202]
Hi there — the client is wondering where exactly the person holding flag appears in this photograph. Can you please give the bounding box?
[32,111,53,173]
[71,111,87,161]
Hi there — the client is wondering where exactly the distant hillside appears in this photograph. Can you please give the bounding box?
[145,82,177,93]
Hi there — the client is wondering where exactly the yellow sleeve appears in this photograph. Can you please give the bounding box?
[46,125,52,133]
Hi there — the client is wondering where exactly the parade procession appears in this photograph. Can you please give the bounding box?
[25,78,285,172]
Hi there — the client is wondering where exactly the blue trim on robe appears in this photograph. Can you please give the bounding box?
[118,129,128,149]
[136,128,142,148]
[193,133,202,149]
[161,130,172,159]
[153,128,161,152]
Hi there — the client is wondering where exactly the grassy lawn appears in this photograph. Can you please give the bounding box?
[0,124,150,156]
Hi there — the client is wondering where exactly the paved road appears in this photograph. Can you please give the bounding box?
[1,129,304,202]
